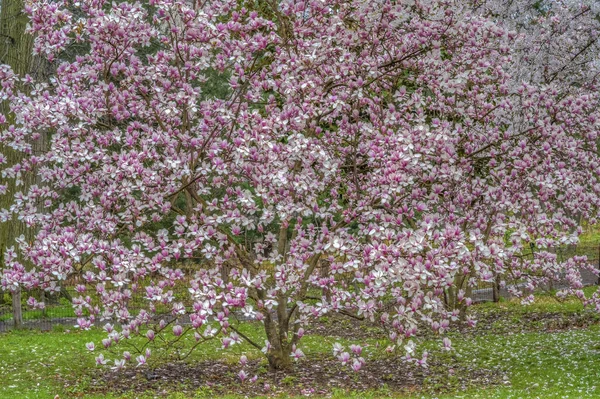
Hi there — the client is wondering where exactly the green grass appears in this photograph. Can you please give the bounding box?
[0,306,77,322]
[0,327,105,398]
[428,325,600,399]
[476,285,599,314]
[0,295,76,322]
[563,225,600,260]
[2,296,600,399]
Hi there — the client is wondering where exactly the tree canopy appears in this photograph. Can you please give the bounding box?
[2,0,600,370]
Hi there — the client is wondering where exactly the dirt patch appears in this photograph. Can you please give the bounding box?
[88,355,505,397]
[305,309,600,341]
[304,313,387,340]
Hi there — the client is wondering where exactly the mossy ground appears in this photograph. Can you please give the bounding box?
[2,289,600,398]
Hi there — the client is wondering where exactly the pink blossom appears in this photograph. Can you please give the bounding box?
[136,355,146,367]
[173,325,183,337]
[112,359,125,370]
[95,354,107,366]
[337,352,350,365]
[350,345,362,356]
[146,330,155,341]
[443,338,452,351]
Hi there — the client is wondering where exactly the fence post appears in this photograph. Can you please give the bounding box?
[12,288,23,328]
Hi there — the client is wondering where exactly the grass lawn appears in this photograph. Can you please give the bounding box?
[1,293,600,399]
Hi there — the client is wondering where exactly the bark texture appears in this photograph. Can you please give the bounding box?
[0,0,51,327]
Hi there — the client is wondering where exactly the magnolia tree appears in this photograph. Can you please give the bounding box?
[478,0,600,91]
[1,0,600,371]
[445,0,600,304]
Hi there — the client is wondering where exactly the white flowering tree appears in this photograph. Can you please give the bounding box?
[1,0,600,370]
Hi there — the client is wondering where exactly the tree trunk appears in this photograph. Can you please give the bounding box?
[266,347,292,370]
[11,288,22,328]
[262,304,293,370]
[0,0,34,325]
[492,274,501,303]
[60,286,72,303]
[0,0,52,320]
[446,269,473,321]
[320,261,331,301]
[463,279,473,321]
